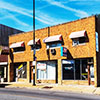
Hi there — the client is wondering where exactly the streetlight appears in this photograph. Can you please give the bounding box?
[33,0,36,86]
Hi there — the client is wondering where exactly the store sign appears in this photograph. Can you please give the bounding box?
[61,47,67,57]
[37,63,46,70]
[62,60,74,64]
[96,32,99,52]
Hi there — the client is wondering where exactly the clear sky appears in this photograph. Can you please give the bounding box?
[0,0,100,32]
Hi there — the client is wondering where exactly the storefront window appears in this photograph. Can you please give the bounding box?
[15,62,27,79]
[37,61,56,80]
[62,59,91,80]
[81,60,88,80]
[75,60,80,80]
[0,67,4,78]
[63,64,74,80]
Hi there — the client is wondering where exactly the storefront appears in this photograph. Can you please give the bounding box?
[0,63,8,82]
[13,62,27,82]
[62,58,94,85]
[36,61,58,83]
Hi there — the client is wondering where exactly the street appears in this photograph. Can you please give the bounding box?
[0,88,100,100]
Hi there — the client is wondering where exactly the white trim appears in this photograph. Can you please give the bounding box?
[72,43,86,46]
[0,62,8,65]
[47,46,61,49]
[13,51,24,54]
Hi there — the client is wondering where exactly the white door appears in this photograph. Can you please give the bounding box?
[47,61,56,80]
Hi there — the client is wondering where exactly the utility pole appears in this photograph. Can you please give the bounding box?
[33,0,36,86]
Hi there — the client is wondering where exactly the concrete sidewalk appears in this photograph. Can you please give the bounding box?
[1,82,100,95]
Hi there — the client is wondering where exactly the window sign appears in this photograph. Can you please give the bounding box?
[96,32,99,52]
[17,63,27,78]
[90,65,94,81]
[61,47,67,57]
[37,63,46,70]
[62,60,74,64]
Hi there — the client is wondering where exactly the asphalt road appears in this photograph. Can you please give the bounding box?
[0,88,100,100]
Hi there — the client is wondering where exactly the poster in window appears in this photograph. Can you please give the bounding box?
[61,47,67,57]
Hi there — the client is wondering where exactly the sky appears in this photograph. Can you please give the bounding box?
[0,0,100,32]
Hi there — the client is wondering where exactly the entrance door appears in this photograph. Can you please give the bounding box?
[47,61,56,80]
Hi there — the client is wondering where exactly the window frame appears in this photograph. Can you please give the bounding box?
[72,37,86,46]
[13,47,25,53]
[46,41,62,49]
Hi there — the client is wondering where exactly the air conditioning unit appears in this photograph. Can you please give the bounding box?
[51,49,56,55]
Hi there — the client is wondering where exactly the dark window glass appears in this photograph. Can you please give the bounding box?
[62,59,89,80]
[13,47,25,52]
[75,60,80,80]
[79,37,85,44]
[31,44,41,50]
[63,64,74,80]
[81,60,88,80]
[47,42,62,48]
[72,37,86,46]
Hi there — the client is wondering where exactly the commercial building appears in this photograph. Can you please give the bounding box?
[8,15,100,87]
[0,24,23,82]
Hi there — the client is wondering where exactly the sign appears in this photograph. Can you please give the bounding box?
[61,47,67,57]
[62,60,74,64]
[96,32,99,52]
[18,64,23,71]
[32,61,36,66]
[37,63,46,70]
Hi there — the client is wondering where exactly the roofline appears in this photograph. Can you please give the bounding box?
[9,15,96,37]
[0,24,24,32]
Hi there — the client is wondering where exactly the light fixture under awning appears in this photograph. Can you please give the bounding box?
[27,39,40,45]
[43,34,62,43]
[69,30,86,39]
[10,41,25,48]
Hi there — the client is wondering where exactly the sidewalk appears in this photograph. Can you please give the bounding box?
[1,82,100,95]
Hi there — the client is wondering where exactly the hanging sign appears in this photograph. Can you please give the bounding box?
[61,47,67,57]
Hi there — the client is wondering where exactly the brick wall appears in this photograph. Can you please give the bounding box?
[9,16,96,63]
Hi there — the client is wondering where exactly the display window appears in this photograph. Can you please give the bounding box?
[15,62,27,79]
[62,59,93,80]
[37,61,56,80]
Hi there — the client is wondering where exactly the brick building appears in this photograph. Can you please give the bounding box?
[8,15,100,87]
[0,24,23,82]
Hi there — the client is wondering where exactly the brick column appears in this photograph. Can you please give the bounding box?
[94,56,98,87]
[27,61,30,83]
[8,63,10,82]
[58,59,62,85]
